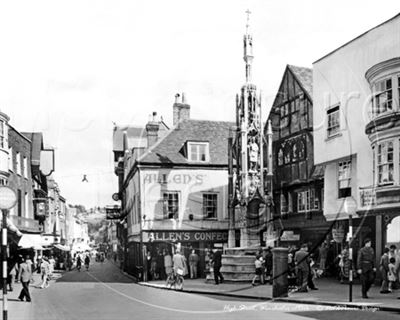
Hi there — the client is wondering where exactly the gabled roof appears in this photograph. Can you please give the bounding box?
[137,119,235,166]
[287,65,313,99]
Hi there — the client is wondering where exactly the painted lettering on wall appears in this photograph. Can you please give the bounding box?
[144,173,204,185]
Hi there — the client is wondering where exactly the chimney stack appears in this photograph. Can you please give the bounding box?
[173,92,190,126]
[146,111,160,147]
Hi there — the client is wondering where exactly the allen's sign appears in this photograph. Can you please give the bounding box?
[144,230,228,242]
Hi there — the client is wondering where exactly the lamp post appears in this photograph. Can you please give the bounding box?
[344,196,357,302]
[0,186,18,320]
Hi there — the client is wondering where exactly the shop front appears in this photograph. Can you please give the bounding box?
[143,229,229,279]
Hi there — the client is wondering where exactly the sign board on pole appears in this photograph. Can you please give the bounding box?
[0,186,17,210]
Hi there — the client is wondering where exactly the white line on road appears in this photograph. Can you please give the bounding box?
[85,271,267,315]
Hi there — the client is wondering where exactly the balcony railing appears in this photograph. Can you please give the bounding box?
[9,215,41,233]
[359,187,376,208]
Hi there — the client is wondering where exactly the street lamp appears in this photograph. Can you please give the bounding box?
[344,196,357,302]
[0,186,18,320]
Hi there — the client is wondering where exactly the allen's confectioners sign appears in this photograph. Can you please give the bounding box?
[143,230,228,242]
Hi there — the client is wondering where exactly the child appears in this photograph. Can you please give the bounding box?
[252,256,264,286]
[388,257,397,292]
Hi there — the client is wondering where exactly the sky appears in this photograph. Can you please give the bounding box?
[0,0,399,208]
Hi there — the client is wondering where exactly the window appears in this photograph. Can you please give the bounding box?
[17,189,22,217]
[373,78,392,116]
[297,189,315,212]
[280,103,290,128]
[338,160,351,198]
[327,105,340,137]
[163,192,179,219]
[0,178,7,186]
[0,121,4,149]
[277,148,283,166]
[188,142,209,162]
[203,193,217,219]
[23,157,28,178]
[8,147,13,171]
[25,192,29,216]
[377,141,394,185]
[16,152,21,175]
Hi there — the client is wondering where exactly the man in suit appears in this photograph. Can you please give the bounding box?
[18,256,32,302]
[212,249,224,285]
[357,238,376,299]
[295,243,309,292]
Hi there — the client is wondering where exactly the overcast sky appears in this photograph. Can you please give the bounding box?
[0,0,399,209]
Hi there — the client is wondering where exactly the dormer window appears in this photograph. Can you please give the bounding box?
[188,142,209,162]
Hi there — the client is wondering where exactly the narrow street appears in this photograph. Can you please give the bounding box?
[5,260,399,320]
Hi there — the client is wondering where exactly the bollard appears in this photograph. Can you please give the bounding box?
[272,247,288,298]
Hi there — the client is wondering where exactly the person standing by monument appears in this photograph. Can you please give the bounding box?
[212,249,224,285]
[189,249,199,279]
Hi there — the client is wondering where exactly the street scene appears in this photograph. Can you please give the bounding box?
[1,0,400,319]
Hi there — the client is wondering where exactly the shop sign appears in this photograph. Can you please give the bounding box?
[144,230,228,242]
[280,230,300,241]
[106,206,122,219]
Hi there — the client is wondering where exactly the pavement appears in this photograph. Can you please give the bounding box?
[139,276,400,313]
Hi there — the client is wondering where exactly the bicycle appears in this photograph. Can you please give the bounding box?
[166,270,184,290]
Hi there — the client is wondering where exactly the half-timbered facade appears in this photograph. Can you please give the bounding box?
[267,65,329,247]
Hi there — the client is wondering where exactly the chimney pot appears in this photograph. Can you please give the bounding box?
[182,92,186,104]
[175,93,180,103]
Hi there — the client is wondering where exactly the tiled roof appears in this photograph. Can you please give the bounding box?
[137,119,235,166]
[288,65,313,99]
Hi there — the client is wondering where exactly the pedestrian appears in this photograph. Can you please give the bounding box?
[388,244,400,289]
[307,254,318,290]
[8,262,18,292]
[146,251,152,280]
[212,248,224,285]
[357,238,376,299]
[40,257,50,289]
[318,241,328,276]
[379,247,390,294]
[388,257,397,292]
[48,256,56,279]
[338,244,350,284]
[76,255,82,271]
[251,256,264,286]
[172,249,187,289]
[18,256,32,302]
[156,249,165,280]
[264,247,273,284]
[294,243,309,292]
[164,250,173,279]
[84,254,90,271]
[189,249,199,279]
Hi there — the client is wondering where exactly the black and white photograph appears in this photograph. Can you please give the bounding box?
[0,0,400,319]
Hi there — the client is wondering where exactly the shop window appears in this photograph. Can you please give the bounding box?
[203,193,217,219]
[327,105,340,138]
[338,160,351,198]
[377,141,394,185]
[188,142,209,162]
[373,78,392,116]
[163,192,179,219]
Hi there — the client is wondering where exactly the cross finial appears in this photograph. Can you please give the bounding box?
[245,9,251,34]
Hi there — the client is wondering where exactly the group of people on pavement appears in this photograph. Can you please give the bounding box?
[251,248,273,286]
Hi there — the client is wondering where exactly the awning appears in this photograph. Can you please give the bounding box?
[18,234,46,249]
[54,244,70,251]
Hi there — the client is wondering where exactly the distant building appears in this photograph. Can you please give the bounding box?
[313,13,400,265]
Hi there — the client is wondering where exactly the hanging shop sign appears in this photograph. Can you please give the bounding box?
[280,230,300,241]
[106,206,123,219]
[143,230,228,243]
